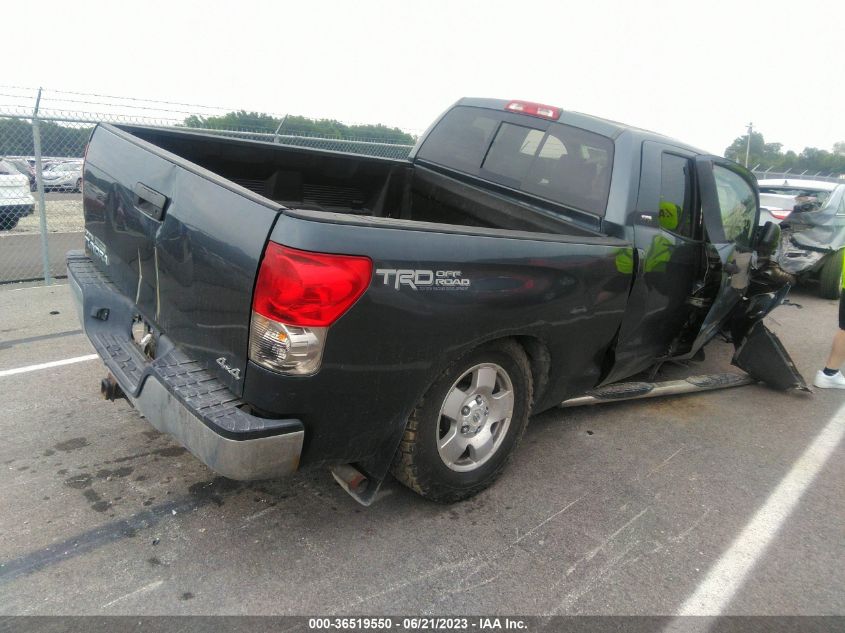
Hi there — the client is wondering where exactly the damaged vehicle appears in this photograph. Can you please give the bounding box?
[756,178,838,225]
[69,98,806,505]
[761,179,845,299]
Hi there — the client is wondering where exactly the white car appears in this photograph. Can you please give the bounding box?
[41,161,83,192]
[0,159,35,230]
[757,178,839,225]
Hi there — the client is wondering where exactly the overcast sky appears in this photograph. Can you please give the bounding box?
[4,0,843,157]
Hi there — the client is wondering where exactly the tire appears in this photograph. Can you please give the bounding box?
[391,339,533,503]
[0,215,19,231]
[75,178,82,193]
[819,249,844,300]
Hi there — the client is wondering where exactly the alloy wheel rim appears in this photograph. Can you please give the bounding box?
[436,362,514,472]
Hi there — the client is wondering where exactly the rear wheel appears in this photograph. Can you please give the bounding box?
[391,340,532,503]
[819,249,844,300]
[75,178,82,193]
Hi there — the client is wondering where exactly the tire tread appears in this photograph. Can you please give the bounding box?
[390,339,532,503]
[819,249,843,300]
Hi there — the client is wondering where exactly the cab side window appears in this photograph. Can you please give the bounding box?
[659,153,695,238]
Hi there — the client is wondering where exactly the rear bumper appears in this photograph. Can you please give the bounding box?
[67,251,304,480]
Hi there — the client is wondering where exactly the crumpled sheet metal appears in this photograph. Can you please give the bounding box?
[775,206,845,275]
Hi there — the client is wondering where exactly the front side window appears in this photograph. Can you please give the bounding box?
[713,165,757,247]
[659,153,694,238]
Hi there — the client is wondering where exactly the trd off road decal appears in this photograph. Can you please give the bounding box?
[375,268,470,290]
[84,230,109,266]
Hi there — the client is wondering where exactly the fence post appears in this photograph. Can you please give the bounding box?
[273,115,288,144]
[31,87,52,285]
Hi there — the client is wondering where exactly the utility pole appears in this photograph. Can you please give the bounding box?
[745,122,753,168]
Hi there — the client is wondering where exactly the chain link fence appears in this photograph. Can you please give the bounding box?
[752,169,842,184]
[0,87,416,285]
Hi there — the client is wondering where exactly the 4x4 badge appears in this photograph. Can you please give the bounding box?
[216,357,242,380]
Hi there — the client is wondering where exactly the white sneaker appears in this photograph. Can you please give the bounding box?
[813,370,845,389]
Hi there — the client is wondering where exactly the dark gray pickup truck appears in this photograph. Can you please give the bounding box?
[69,97,805,504]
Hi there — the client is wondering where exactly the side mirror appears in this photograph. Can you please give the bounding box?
[756,221,781,258]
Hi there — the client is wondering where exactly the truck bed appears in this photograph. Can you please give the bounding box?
[124,125,601,237]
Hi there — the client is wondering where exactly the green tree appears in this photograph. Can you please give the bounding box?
[724,131,845,175]
[0,118,92,158]
[182,111,415,144]
[0,118,34,156]
[183,110,280,133]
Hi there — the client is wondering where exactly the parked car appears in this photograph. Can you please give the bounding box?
[0,158,35,230]
[772,182,845,298]
[757,178,836,225]
[4,157,36,191]
[69,98,803,505]
[42,160,83,192]
[759,192,798,225]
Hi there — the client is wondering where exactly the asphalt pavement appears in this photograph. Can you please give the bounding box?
[0,282,843,616]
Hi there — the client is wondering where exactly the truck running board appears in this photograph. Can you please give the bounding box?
[560,372,754,408]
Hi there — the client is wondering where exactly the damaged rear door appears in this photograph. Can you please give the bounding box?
[690,157,807,390]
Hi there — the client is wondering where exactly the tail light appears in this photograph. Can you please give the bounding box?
[505,100,562,120]
[249,243,372,375]
[770,209,791,220]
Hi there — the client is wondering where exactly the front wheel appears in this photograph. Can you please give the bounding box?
[391,340,532,503]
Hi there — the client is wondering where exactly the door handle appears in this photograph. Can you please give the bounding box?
[133,182,168,221]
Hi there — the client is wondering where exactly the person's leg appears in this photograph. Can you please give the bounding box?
[823,329,845,372]
[814,293,845,388]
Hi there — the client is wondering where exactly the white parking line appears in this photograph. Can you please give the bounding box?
[675,401,845,616]
[0,354,99,378]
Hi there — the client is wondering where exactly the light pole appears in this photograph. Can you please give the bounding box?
[745,122,753,168]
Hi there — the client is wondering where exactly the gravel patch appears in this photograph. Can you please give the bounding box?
[12,198,84,234]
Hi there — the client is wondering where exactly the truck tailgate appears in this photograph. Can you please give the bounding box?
[82,124,282,396]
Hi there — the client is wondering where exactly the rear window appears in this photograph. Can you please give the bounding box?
[416,106,499,174]
[758,185,833,206]
[417,106,614,215]
[486,123,613,215]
